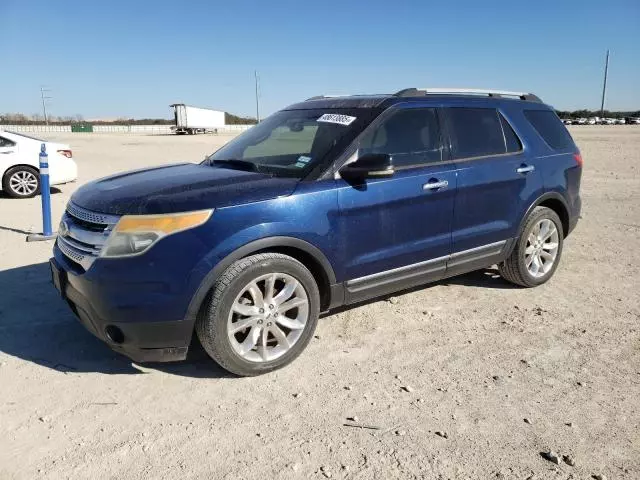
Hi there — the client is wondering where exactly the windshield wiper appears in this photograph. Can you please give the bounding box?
[211,159,259,172]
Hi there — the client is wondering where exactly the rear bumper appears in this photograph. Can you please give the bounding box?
[50,160,78,186]
[50,254,194,363]
[567,195,581,236]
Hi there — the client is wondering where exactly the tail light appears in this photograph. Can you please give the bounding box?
[57,149,73,159]
[573,152,583,167]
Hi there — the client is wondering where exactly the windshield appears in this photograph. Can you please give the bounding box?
[206,108,379,178]
[5,131,46,142]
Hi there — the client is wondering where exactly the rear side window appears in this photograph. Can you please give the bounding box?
[447,108,506,159]
[524,110,574,150]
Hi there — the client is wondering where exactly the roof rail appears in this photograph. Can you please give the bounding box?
[393,88,542,103]
[305,94,353,101]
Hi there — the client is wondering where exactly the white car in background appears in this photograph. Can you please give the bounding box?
[0,130,77,198]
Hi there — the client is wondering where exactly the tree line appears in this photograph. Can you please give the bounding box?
[0,112,258,125]
[555,109,640,119]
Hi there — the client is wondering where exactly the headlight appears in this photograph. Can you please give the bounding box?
[100,209,213,258]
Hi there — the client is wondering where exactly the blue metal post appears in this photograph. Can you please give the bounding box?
[40,143,53,235]
[26,143,57,241]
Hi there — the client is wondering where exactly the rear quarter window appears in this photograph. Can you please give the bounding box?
[524,110,575,150]
[499,114,522,153]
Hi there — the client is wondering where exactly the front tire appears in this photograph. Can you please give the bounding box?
[196,253,320,376]
[499,206,564,287]
[3,166,40,198]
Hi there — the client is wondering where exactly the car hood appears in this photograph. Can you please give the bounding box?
[70,163,299,215]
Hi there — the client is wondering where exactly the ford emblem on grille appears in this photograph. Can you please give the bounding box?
[59,220,69,237]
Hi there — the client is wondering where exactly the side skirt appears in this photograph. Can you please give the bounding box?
[337,239,513,306]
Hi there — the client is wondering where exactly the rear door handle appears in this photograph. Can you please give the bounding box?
[516,165,535,174]
[423,179,449,190]
[0,151,14,154]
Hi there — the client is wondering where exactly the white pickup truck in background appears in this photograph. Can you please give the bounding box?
[170,104,225,135]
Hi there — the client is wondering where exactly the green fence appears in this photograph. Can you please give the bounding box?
[71,124,93,133]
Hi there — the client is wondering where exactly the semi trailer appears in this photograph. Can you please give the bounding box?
[170,104,225,135]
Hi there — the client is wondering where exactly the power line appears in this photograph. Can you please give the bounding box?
[40,87,52,125]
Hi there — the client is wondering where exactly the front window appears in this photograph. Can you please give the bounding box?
[357,107,444,167]
[206,108,379,178]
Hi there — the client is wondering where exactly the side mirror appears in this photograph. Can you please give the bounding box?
[340,153,394,179]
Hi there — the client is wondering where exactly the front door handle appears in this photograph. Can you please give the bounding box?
[0,151,14,154]
[516,165,535,174]
[423,179,449,190]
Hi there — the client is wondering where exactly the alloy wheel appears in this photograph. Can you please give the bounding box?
[9,171,38,196]
[525,218,559,278]
[227,272,309,363]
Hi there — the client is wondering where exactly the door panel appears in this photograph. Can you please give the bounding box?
[442,107,545,260]
[337,163,456,295]
[0,139,18,180]
[452,153,543,254]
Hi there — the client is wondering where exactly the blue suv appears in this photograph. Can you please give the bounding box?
[50,88,582,376]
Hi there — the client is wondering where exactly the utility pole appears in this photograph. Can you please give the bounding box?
[600,50,609,117]
[254,70,260,123]
[40,87,52,125]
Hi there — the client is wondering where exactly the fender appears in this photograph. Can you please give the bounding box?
[184,236,337,323]
[508,191,570,256]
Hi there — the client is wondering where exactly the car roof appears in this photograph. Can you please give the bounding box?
[284,89,550,111]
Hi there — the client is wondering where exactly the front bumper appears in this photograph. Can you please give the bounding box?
[50,255,194,362]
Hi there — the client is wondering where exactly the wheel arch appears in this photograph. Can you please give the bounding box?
[1,164,40,193]
[185,236,338,325]
[2,163,39,179]
[519,192,570,238]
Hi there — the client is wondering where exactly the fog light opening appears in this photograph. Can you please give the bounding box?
[105,325,125,344]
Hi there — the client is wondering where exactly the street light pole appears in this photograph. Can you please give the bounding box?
[254,70,260,123]
[40,87,52,125]
[600,50,609,118]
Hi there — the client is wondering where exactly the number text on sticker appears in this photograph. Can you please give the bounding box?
[317,114,357,126]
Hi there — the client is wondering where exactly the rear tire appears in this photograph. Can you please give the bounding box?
[2,166,40,198]
[499,206,564,287]
[196,253,320,376]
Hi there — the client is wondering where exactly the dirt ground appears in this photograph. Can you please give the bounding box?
[0,127,638,480]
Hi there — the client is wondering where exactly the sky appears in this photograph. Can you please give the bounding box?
[1,0,639,119]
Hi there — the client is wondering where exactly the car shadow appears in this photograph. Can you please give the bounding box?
[0,262,234,379]
[0,225,34,235]
[441,267,519,290]
[1,262,516,377]
[0,187,63,200]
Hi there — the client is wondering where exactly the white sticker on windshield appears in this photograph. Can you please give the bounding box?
[297,155,312,164]
[317,113,357,126]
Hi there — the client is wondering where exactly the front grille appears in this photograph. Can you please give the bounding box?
[66,202,119,225]
[68,215,109,232]
[57,237,87,264]
[57,203,120,271]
